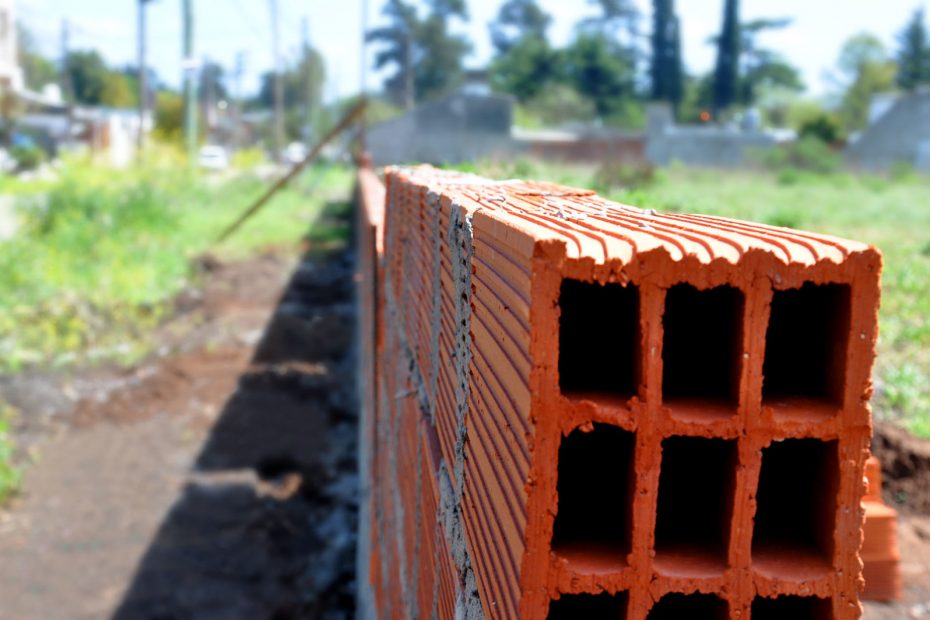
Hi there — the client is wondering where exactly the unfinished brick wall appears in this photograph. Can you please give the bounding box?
[356,165,883,620]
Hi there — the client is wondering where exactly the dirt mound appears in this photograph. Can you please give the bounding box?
[873,421,930,514]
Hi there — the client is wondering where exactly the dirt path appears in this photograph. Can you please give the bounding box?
[0,223,358,619]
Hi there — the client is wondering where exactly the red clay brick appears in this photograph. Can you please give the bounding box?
[861,457,902,602]
[359,166,883,620]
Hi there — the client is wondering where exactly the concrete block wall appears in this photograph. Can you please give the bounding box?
[356,165,883,619]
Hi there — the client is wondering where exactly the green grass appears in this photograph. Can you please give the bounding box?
[0,405,21,504]
[0,151,352,372]
[463,159,930,438]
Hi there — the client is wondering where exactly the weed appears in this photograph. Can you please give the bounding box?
[758,137,842,175]
[0,405,21,504]
[764,208,805,229]
[592,160,656,193]
[0,151,352,371]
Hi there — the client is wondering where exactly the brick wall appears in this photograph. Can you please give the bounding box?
[356,165,883,619]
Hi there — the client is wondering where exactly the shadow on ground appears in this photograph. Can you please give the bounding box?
[112,201,359,620]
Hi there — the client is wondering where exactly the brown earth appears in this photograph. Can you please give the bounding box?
[0,213,359,620]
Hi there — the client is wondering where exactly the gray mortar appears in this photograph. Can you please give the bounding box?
[444,202,486,620]
[376,371,393,619]
[427,190,444,422]
[388,314,413,617]
[362,190,486,619]
[355,229,376,620]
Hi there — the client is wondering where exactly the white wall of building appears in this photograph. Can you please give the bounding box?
[0,0,22,90]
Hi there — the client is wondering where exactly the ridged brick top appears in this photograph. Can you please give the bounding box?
[368,165,883,620]
[392,166,875,268]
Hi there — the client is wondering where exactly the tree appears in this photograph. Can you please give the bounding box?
[835,34,897,132]
[65,50,109,105]
[490,36,560,102]
[896,8,930,91]
[153,91,184,141]
[490,0,550,54]
[63,50,138,107]
[368,0,419,107]
[737,18,803,105]
[838,33,888,77]
[199,61,228,105]
[712,0,740,114]
[488,0,560,102]
[256,47,326,113]
[100,72,136,107]
[17,24,58,91]
[415,11,471,102]
[585,0,640,45]
[367,0,471,107]
[563,32,637,119]
[650,0,683,112]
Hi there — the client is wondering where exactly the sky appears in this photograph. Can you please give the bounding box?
[17,0,930,102]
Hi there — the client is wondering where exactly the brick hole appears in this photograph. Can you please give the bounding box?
[552,424,635,564]
[763,283,851,407]
[752,439,839,575]
[654,436,737,573]
[662,284,743,413]
[559,280,639,399]
[752,595,833,620]
[547,592,628,620]
[647,593,728,619]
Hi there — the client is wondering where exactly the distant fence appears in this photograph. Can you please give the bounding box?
[355,164,882,619]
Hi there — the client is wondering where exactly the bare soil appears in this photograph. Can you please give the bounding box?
[0,224,359,619]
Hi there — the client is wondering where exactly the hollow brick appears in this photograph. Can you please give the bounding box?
[358,166,883,620]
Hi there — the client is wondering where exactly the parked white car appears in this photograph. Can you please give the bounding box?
[197,145,229,171]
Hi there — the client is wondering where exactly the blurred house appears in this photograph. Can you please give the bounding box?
[367,92,515,166]
[17,104,153,168]
[847,89,930,172]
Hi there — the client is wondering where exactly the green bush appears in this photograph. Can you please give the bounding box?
[798,113,844,144]
[593,160,656,193]
[232,147,267,170]
[10,144,44,172]
[760,137,842,175]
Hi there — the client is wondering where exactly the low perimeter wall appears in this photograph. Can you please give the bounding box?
[355,165,883,619]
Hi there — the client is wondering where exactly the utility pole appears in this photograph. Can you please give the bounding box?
[60,19,71,99]
[137,0,155,155]
[270,0,285,161]
[360,0,368,152]
[182,0,198,164]
[404,32,414,111]
[233,52,245,148]
[302,16,312,145]
[60,19,74,149]
[202,55,214,136]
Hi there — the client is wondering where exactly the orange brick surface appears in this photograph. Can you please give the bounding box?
[356,165,883,620]
[861,457,902,602]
